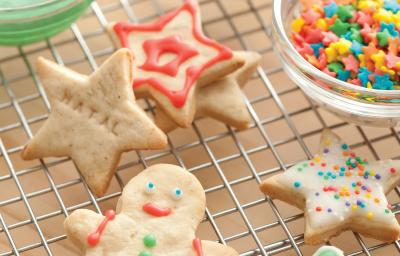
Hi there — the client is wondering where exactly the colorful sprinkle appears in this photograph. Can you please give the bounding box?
[291,0,400,90]
[294,181,301,188]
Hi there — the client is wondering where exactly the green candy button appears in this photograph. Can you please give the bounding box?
[143,234,156,248]
[139,251,152,256]
[317,250,340,256]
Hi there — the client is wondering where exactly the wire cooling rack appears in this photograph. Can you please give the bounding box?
[1,0,400,255]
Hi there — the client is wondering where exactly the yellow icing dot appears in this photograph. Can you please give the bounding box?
[367,212,374,219]
[291,17,305,33]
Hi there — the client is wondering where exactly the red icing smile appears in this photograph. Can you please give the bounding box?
[143,202,172,217]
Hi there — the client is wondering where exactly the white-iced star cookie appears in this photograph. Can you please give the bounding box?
[260,129,400,244]
[107,0,244,127]
[154,51,261,132]
[64,164,239,256]
[21,49,167,197]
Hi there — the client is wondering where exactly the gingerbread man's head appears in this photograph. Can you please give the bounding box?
[116,164,206,227]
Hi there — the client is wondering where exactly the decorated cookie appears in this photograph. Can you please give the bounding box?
[21,49,167,197]
[107,0,244,127]
[64,164,239,256]
[154,51,261,132]
[260,129,400,244]
[313,246,344,256]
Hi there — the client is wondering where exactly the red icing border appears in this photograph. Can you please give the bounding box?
[112,0,233,108]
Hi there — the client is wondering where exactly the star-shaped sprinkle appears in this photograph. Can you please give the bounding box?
[304,28,324,43]
[371,50,386,69]
[380,22,399,37]
[358,67,372,87]
[311,43,324,57]
[356,11,373,26]
[108,0,244,127]
[327,61,344,73]
[324,2,338,18]
[322,31,340,46]
[350,40,363,56]
[384,0,400,13]
[336,5,354,21]
[21,50,168,197]
[260,129,400,244]
[388,36,399,55]
[342,54,359,72]
[337,69,351,81]
[377,29,392,46]
[373,74,394,89]
[329,19,351,36]
[302,8,321,24]
[154,52,261,132]
[386,53,400,69]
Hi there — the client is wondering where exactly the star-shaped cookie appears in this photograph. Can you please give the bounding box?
[153,51,261,132]
[21,49,167,197]
[64,164,239,256]
[260,129,400,244]
[107,0,244,127]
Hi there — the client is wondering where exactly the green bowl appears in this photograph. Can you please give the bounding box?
[0,0,93,46]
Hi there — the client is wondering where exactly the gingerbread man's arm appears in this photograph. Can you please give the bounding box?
[201,240,239,256]
[64,209,105,251]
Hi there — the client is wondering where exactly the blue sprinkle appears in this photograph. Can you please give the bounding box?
[373,74,394,90]
[339,172,344,176]
[340,166,346,172]
[375,174,381,180]
[337,70,351,81]
[352,182,357,187]
[324,1,338,17]
[318,171,324,176]
[350,40,363,56]
[358,67,372,87]
[384,0,400,13]
[294,181,301,188]
[310,43,323,57]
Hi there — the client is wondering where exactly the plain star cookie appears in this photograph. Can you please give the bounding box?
[154,51,261,132]
[64,164,239,256]
[260,129,400,244]
[107,0,244,127]
[21,49,167,197]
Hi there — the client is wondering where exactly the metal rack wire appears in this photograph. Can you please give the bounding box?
[0,0,400,255]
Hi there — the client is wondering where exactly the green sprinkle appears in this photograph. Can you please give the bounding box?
[329,19,351,36]
[337,5,353,21]
[385,209,390,214]
[327,62,344,73]
[334,194,340,200]
[297,167,303,172]
[377,29,391,47]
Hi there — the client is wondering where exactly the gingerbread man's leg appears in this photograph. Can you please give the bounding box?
[201,240,239,256]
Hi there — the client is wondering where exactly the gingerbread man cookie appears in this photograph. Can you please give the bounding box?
[260,129,400,244]
[154,51,261,132]
[21,49,167,197]
[64,164,239,256]
[107,0,244,127]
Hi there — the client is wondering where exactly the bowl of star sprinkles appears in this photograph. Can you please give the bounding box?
[273,0,400,127]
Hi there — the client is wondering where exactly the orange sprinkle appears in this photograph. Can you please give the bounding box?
[374,198,380,203]
[342,151,350,157]
[345,172,351,177]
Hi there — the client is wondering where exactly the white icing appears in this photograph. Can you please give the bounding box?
[277,131,400,230]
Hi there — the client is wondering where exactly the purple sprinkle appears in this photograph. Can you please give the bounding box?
[375,174,381,180]
[357,200,362,206]
[323,148,329,153]
[345,201,351,207]
[327,208,332,213]
[315,192,320,196]
[361,186,367,190]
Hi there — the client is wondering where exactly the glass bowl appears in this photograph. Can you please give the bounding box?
[0,0,93,46]
[272,0,400,127]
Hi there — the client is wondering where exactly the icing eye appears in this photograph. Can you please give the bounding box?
[145,181,156,194]
[172,188,183,200]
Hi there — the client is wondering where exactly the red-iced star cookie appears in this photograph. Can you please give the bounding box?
[107,0,244,127]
